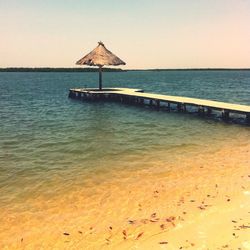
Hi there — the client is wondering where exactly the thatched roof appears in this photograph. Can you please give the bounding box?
[76,42,126,67]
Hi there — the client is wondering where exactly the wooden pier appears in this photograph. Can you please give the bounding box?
[68,88,250,124]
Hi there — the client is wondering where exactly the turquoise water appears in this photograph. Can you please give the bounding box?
[0,70,250,208]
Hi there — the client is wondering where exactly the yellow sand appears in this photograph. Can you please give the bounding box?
[0,137,249,249]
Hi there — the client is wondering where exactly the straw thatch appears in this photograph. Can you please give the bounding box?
[76,42,126,67]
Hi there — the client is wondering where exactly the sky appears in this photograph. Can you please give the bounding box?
[0,0,250,69]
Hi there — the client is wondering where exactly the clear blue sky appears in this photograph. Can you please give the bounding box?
[1,0,250,68]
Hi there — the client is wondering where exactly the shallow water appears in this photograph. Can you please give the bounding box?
[0,70,249,248]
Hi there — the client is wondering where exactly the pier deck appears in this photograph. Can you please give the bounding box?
[69,88,250,123]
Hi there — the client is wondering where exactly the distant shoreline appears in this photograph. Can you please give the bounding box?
[0,67,250,72]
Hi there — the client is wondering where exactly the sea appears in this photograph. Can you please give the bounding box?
[0,70,249,249]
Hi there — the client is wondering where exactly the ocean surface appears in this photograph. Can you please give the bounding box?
[0,70,250,248]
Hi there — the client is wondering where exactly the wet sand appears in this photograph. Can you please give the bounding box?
[0,137,249,250]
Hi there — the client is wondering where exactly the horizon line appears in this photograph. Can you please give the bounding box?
[1,67,250,72]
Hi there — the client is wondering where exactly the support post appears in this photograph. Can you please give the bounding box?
[183,104,186,112]
[246,113,250,124]
[177,103,182,112]
[198,106,205,115]
[99,66,102,90]
[167,102,170,111]
[222,110,230,120]
[207,107,212,116]
[156,100,160,110]
[68,90,73,98]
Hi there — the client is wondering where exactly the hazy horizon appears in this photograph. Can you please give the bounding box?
[1,0,250,69]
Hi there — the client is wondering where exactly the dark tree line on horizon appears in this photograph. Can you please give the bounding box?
[0,67,125,72]
[0,67,249,72]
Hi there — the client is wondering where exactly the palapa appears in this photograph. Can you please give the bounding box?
[76,42,126,90]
